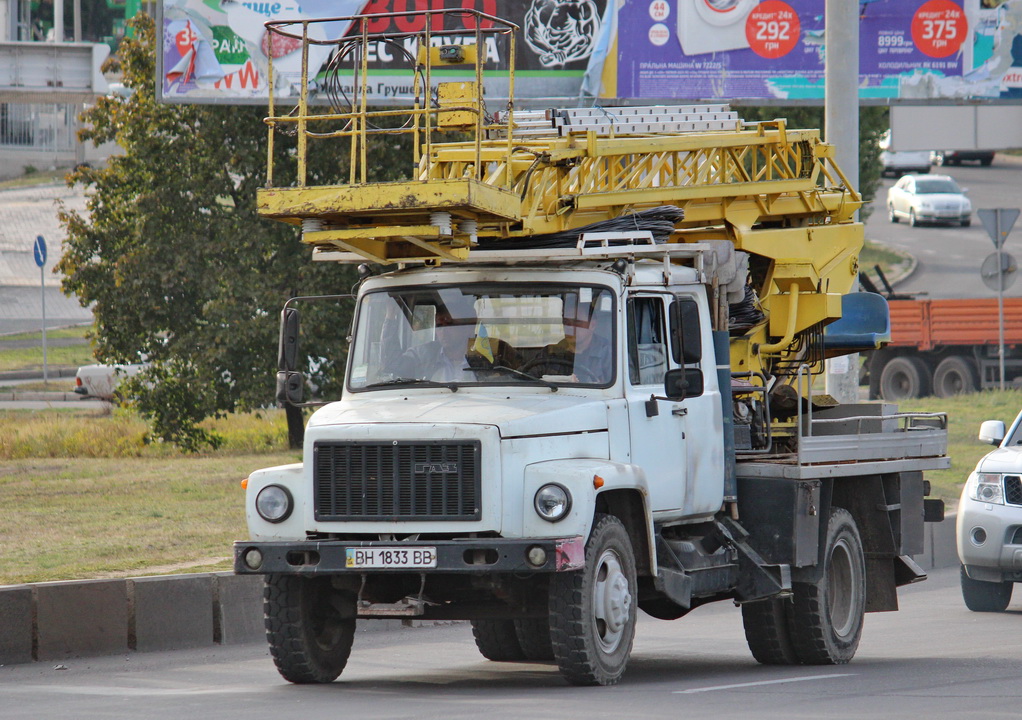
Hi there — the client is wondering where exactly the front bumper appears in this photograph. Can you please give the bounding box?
[917,210,969,223]
[234,536,586,575]
[957,498,1022,582]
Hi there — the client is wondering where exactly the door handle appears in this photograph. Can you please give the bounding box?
[672,406,687,417]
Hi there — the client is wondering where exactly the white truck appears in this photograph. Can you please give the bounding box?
[232,9,949,687]
[235,240,948,686]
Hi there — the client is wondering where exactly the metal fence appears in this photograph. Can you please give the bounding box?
[0,102,78,151]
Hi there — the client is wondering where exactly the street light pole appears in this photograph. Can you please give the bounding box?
[825,0,860,404]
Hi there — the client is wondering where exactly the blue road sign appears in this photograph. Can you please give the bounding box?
[33,235,47,267]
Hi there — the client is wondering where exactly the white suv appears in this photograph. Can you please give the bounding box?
[956,412,1022,611]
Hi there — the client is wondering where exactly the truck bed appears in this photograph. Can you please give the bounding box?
[889,297,1022,351]
[736,403,949,479]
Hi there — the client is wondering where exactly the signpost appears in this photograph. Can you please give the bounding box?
[977,209,1020,391]
[33,235,47,385]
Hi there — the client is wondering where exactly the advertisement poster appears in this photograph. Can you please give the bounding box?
[158,0,609,104]
[609,0,1022,102]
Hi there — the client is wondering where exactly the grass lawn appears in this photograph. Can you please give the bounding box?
[0,325,95,375]
[0,407,297,585]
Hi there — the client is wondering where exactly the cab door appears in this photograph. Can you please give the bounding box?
[625,294,688,515]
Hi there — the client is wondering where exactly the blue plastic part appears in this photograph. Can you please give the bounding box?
[823,292,891,351]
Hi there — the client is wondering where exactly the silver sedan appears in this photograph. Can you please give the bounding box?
[887,173,972,227]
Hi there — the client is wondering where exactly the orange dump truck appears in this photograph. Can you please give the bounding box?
[867,297,1022,400]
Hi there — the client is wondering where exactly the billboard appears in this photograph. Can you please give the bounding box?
[157,0,609,105]
[599,0,1022,102]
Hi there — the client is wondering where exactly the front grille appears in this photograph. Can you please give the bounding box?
[313,440,481,521]
[1005,475,1022,506]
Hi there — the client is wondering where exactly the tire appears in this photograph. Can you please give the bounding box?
[549,513,637,686]
[961,217,972,227]
[934,153,946,166]
[878,356,931,400]
[264,574,356,684]
[888,203,898,223]
[960,566,1013,612]
[742,596,799,665]
[909,208,919,227]
[515,618,555,661]
[471,619,526,661]
[789,508,866,665]
[981,157,993,167]
[933,356,978,397]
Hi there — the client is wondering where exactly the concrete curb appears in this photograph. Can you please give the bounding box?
[0,515,964,667]
[0,571,416,666]
[0,391,89,402]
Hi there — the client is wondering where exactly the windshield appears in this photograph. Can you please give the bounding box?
[915,178,962,194]
[347,284,616,390]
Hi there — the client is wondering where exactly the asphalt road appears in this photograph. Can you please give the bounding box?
[2,566,1020,720]
[863,157,1022,299]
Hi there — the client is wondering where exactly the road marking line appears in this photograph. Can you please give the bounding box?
[673,673,856,694]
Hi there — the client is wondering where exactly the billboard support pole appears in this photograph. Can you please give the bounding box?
[824,0,860,404]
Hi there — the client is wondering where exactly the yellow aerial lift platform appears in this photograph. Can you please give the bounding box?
[255,8,871,388]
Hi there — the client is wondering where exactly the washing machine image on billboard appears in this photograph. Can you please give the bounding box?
[677,0,761,56]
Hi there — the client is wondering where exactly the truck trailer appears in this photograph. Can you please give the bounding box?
[866,296,1022,400]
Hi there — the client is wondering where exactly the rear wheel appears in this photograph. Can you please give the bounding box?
[933,356,977,397]
[879,356,931,400]
[960,566,1013,612]
[515,618,555,661]
[789,508,865,665]
[471,619,526,661]
[742,596,799,665]
[264,575,356,684]
[549,514,637,686]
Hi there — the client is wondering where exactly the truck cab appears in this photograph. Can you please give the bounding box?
[247,259,724,547]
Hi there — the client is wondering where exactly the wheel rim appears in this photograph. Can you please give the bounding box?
[938,370,964,395]
[827,537,861,638]
[308,587,346,652]
[592,548,632,654]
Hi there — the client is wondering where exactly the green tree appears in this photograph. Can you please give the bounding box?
[58,14,406,450]
[737,105,888,221]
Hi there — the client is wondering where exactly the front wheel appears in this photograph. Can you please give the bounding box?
[961,566,1013,612]
[549,514,637,686]
[264,575,356,684]
[909,208,920,227]
[789,508,866,665]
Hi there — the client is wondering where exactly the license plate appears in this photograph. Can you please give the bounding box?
[345,546,438,569]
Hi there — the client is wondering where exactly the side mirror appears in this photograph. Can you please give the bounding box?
[276,370,304,406]
[979,420,1006,446]
[664,368,704,400]
[669,298,702,365]
[278,306,300,372]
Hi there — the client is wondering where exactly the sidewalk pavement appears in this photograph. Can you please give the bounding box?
[0,184,93,333]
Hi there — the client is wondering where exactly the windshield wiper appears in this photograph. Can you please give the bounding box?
[487,365,559,391]
[363,377,459,391]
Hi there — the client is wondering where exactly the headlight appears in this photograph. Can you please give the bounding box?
[256,484,294,522]
[534,484,571,522]
[969,473,1004,505]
